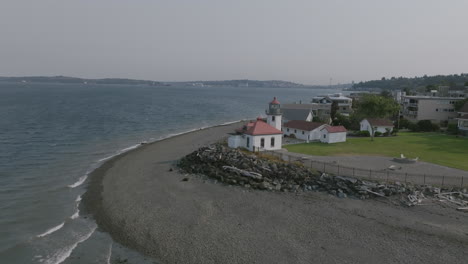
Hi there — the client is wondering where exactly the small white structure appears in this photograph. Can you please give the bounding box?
[228,97,283,152]
[283,120,326,141]
[360,118,394,135]
[320,125,347,143]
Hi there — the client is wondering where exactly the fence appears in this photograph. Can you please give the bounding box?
[264,151,467,188]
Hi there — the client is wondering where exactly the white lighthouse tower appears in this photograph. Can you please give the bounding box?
[266,97,282,131]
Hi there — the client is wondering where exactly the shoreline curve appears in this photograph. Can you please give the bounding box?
[82,121,468,264]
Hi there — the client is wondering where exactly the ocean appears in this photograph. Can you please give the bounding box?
[0,82,341,263]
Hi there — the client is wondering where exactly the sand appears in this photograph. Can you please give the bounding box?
[83,122,468,264]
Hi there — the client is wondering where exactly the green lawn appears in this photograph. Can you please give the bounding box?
[285,132,468,171]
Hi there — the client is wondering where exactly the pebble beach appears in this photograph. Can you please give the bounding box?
[82,121,468,264]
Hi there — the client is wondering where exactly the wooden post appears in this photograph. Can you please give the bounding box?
[310,160,313,169]
[442,175,445,187]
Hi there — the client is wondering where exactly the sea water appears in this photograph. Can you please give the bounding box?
[0,82,341,263]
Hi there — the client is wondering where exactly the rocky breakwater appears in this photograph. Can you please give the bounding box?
[178,145,468,209]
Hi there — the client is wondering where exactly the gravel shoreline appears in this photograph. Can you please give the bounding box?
[82,122,468,264]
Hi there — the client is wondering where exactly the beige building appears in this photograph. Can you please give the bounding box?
[402,96,463,124]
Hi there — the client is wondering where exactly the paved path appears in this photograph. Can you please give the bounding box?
[274,149,468,187]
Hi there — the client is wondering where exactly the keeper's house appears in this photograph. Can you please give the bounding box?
[283,120,326,142]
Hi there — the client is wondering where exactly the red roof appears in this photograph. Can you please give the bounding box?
[236,120,282,136]
[283,120,325,131]
[270,97,280,105]
[322,125,347,133]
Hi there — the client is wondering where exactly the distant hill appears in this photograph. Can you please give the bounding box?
[350,74,468,91]
[0,76,311,88]
[0,76,169,86]
[171,79,306,88]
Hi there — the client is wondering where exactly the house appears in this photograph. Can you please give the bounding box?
[360,118,394,135]
[282,108,313,123]
[282,103,331,123]
[311,93,353,116]
[228,97,283,151]
[320,125,347,143]
[401,95,463,124]
[457,102,468,136]
[283,120,326,142]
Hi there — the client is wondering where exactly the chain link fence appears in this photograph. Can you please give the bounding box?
[264,151,467,188]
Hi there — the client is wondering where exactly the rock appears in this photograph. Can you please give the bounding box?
[275,183,282,191]
[181,177,189,182]
[338,192,347,198]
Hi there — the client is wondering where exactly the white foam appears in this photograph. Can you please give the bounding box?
[37,222,65,238]
[106,243,113,264]
[70,209,79,219]
[44,226,96,264]
[67,175,88,188]
[75,195,82,203]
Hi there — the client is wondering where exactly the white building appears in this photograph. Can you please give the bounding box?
[228,97,283,151]
[320,125,347,143]
[360,118,394,135]
[283,120,327,142]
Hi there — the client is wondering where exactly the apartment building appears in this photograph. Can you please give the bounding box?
[402,95,463,124]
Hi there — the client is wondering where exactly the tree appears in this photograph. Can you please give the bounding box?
[380,90,392,98]
[330,100,339,122]
[354,94,400,141]
[454,98,468,111]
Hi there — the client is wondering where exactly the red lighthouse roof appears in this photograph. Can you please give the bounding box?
[270,97,280,105]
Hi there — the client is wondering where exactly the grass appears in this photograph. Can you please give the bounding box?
[284,132,468,171]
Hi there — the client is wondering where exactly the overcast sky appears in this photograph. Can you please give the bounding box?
[1,0,467,85]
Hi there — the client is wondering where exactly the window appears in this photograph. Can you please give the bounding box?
[287,128,289,132]
[323,134,326,138]
[271,137,275,147]
[302,131,305,135]
[272,116,275,121]
[294,129,297,133]
[260,138,265,147]
[246,137,250,148]
[436,108,439,112]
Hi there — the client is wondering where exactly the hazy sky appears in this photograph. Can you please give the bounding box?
[1,0,467,85]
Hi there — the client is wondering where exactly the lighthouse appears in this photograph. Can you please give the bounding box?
[266,97,282,131]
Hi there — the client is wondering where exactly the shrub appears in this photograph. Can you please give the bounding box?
[374,131,382,137]
[447,124,459,135]
[391,128,398,135]
[355,130,370,137]
[398,118,411,129]
[409,120,440,132]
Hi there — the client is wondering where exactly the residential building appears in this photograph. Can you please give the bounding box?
[320,125,347,143]
[282,103,331,123]
[360,118,394,135]
[401,95,463,124]
[311,93,353,116]
[282,108,313,123]
[457,102,468,136]
[283,121,326,141]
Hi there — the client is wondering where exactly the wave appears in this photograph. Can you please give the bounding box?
[37,222,65,238]
[75,195,82,203]
[70,209,79,220]
[44,226,96,264]
[97,143,141,163]
[67,174,88,188]
[106,243,113,264]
